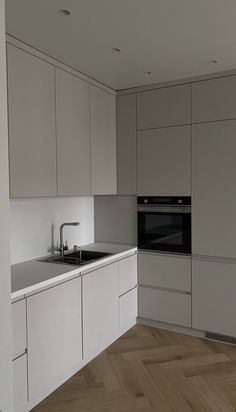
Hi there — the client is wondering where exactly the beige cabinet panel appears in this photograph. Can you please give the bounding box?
[192,120,236,258]
[137,84,191,130]
[192,76,236,123]
[118,254,137,296]
[12,299,26,360]
[90,86,117,194]
[7,44,57,197]
[119,288,137,335]
[137,125,191,195]
[138,252,191,292]
[27,278,82,408]
[139,286,191,327]
[13,355,28,412]
[83,263,119,361]
[192,258,236,337]
[56,68,91,196]
[117,94,137,194]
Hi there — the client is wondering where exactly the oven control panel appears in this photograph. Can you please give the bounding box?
[137,196,191,206]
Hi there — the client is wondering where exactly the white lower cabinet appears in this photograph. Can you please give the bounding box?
[119,288,137,334]
[12,299,27,360]
[118,253,137,296]
[27,277,82,409]
[83,262,119,362]
[13,354,28,412]
[139,286,191,327]
[192,258,236,337]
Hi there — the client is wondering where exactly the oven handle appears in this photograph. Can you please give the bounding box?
[137,206,191,214]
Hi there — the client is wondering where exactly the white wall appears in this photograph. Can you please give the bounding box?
[0,0,14,410]
[94,195,137,245]
[10,197,94,264]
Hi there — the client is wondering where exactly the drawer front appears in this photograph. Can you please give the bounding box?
[118,254,137,296]
[119,288,137,335]
[13,354,28,412]
[139,286,191,327]
[12,299,27,360]
[138,253,191,292]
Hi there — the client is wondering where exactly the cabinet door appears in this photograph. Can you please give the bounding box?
[117,94,137,194]
[90,86,117,194]
[27,278,82,408]
[118,254,137,296]
[13,355,28,412]
[83,263,119,361]
[192,120,236,258]
[56,68,91,195]
[192,76,236,123]
[138,252,191,292]
[12,299,26,360]
[119,288,137,335]
[137,84,191,130]
[7,44,57,197]
[137,125,191,195]
[192,258,236,337]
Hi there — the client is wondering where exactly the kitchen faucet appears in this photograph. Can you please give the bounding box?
[59,222,80,256]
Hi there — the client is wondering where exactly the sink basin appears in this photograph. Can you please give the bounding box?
[39,250,112,266]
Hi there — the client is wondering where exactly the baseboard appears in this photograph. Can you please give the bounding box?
[137,317,206,339]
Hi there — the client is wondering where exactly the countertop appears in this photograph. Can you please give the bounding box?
[11,242,137,301]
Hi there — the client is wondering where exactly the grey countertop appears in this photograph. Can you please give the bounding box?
[11,242,137,301]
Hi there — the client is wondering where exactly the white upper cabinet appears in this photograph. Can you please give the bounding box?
[137,125,191,195]
[192,76,236,123]
[90,85,117,194]
[192,120,236,258]
[137,84,191,130]
[7,44,57,197]
[56,68,91,196]
[117,94,137,194]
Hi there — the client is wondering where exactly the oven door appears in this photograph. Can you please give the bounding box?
[138,206,191,254]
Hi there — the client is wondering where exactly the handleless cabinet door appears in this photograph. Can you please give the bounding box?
[137,84,191,130]
[83,262,119,362]
[90,86,117,194]
[27,277,82,408]
[7,44,57,197]
[192,76,236,123]
[137,125,191,195]
[192,120,236,258]
[117,94,137,194]
[56,68,91,195]
[12,299,26,360]
[118,254,137,296]
[13,355,28,412]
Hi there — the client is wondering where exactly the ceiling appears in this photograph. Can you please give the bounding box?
[5,0,236,90]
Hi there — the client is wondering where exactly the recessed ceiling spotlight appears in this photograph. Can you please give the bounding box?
[144,71,152,75]
[209,59,219,64]
[112,47,122,53]
[59,9,71,16]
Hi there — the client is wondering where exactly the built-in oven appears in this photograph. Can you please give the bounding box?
[138,196,191,254]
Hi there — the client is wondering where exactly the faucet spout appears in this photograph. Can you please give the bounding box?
[59,222,80,256]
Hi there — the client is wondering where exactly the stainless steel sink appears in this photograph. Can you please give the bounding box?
[39,250,112,266]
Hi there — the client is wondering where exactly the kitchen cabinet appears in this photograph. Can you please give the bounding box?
[137,125,191,195]
[12,299,27,360]
[138,252,191,292]
[118,253,137,296]
[27,277,82,408]
[117,94,137,194]
[192,76,236,123]
[192,258,236,337]
[192,120,236,258]
[7,43,57,197]
[90,85,117,194]
[137,84,191,130]
[56,68,91,196]
[13,354,28,412]
[83,262,119,361]
[139,286,191,327]
[119,288,137,335]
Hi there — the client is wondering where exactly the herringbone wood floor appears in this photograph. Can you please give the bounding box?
[32,325,236,412]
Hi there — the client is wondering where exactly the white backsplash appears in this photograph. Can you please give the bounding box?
[10,197,94,264]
